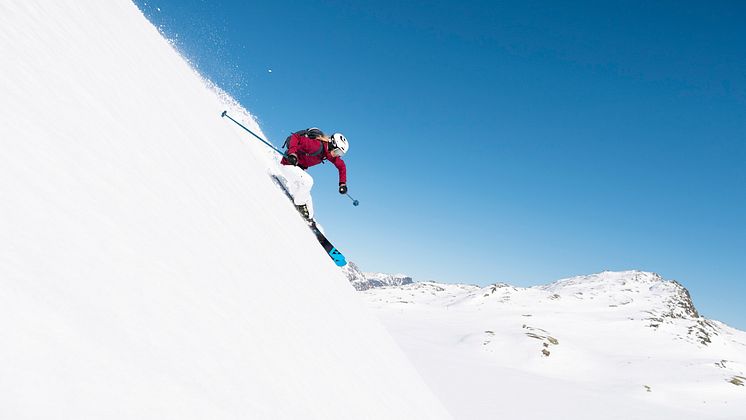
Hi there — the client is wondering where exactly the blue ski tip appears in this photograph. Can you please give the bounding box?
[330,248,347,266]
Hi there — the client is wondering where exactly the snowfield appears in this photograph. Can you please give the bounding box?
[359,270,746,419]
[0,2,449,419]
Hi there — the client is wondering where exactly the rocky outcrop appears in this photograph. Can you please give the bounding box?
[343,262,414,291]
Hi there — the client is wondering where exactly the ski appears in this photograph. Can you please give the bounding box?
[307,221,347,267]
[271,175,348,267]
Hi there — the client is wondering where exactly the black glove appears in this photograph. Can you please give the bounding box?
[339,183,348,194]
[286,154,298,166]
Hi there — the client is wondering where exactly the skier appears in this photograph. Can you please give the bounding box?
[278,128,349,221]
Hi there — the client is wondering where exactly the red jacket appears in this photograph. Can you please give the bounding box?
[281,132,347,184]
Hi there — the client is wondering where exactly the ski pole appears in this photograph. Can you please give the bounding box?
[345,193,360,206]
[221,110,283,154]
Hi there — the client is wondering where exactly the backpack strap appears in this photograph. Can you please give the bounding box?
[307,141,325,157]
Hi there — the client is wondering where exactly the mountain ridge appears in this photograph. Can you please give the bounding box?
[343,261,414,291]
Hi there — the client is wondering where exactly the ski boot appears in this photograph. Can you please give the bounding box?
[296,204,310,221]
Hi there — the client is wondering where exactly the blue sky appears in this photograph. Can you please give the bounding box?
[134,1,745,329]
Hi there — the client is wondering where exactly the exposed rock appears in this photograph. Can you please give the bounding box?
[343,262,414,291]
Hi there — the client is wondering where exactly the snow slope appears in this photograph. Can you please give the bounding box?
[361,271,746,420]
[0,2,449,418]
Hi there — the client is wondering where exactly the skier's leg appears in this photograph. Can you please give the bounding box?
[278,165,315,219]
[294,170,314,219]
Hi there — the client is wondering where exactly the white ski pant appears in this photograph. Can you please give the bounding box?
[278,164,315,219]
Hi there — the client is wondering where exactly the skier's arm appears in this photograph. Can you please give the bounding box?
[283,133,305,165]
[286,133,302,156]
[330,156,347,185]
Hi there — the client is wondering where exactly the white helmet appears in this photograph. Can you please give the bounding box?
[330,132,349,156]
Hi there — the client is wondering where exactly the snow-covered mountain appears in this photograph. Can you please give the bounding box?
[0,2,449,419]
[343,261,414,290]
[359,271,746,420]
